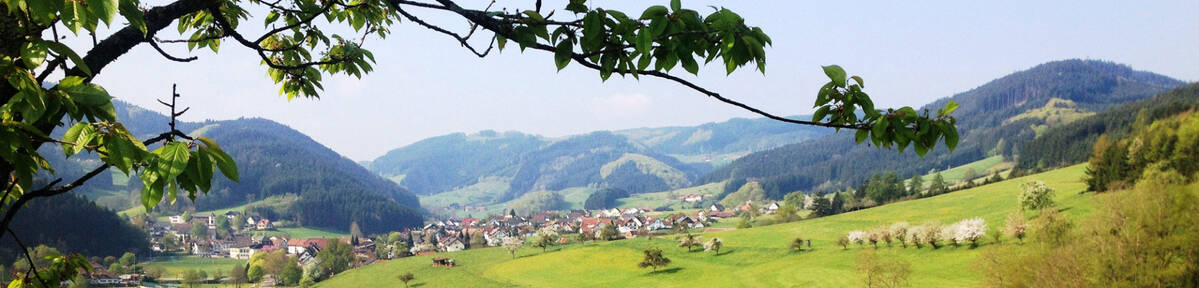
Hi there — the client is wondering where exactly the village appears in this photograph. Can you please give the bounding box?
[77,197,792,287]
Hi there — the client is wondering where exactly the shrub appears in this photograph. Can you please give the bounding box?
[1005,212,1028,243]
[1033,209,1073,246]
[1019,180,1056,211]
[858,250,911,288]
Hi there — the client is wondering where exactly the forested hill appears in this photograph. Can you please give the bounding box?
[702,60,1184,195]
[364,131,546,195]
[38,101,423,234]
[613,115,827,160]
[364,116,829,202]
[191,118,423,233]
[1014,83,1199,172]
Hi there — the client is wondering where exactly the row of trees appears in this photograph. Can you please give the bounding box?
[841,218,989,250]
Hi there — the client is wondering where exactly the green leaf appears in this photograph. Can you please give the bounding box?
[61,122,86,156]
[101,134,135,174]
[522,10,545,22]
[941,123,959,150]
[265,11,280,27]
[679,51,698,74]
[942,100,959,117]
[914,141,928,157]
[671,0,681,11]
[855,129,869,144]
[197,137,238,182]
[851,75,864,88]
[88,0,119,26]
[496,35,507,51]
[635,28,653,54]
[822,65,846,87]
[639,5,668,20]
[21,42,47,68]
[74,124,97,155]
[44,41,90,75]
[812,106,830,122]
[154,142,190,180]
[554,41,573,71]
[193,147,214,192]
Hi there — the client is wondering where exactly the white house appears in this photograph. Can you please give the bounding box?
[228,247,255,259]
[168,215,185,224]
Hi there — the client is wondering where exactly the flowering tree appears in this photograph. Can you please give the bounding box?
[703,238,723,255]
[1005,212,1028,244]
[848,230,867,248]
[952,218,987,247]
[921,222,943,249]
[866,230,880,248]
[677,233,702,252]
[1019,180,1057,211]
[502,237,524,259]
[890,222,910,248]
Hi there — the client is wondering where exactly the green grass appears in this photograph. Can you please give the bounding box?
[922,155,1012,185]
[142,256,245,278]
[420,178,510,212]
[318,164,1094,287]
[615,181,725,209]
[272,227,351,239]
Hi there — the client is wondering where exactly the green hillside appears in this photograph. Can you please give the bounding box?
[318,164,1094,287]
[704,60,1182,196]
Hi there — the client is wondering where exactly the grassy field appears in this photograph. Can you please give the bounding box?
[921,155,1013,185]
[614,181,725,209]
[317,164,1094,287]
[420,178,511,209]
[142,256,246,278]
[251,227,352,239]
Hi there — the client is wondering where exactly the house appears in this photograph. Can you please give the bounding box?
[645,218,670,231]
[245,216,258,227]
[287,238,330,255]
[224,211,241,220]
[439,237,465,252]
[228,247,256,259]
[256,219,275,230]
[168,215,185,224]
[709,203,726,212]
[88,271,122,286]
[682,194,704,203]
[737,201,754,212]
[190,242,213,256]
[766,202,780,214]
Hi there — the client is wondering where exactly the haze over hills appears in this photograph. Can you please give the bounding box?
[362,115,830,205]
[701,60,1184,196]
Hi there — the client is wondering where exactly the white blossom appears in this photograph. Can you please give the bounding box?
[848,230,867,244]
[952,218,987,245]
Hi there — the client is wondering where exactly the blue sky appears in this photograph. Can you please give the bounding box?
[90,0,1198,160]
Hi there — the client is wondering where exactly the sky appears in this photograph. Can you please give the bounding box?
[85,0,1198,161]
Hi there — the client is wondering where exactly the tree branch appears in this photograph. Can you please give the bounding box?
[0,131,176,243]
[400,0,865,130]
[393,5,492,57]
[147,40,199,62]
[8,228,50,288]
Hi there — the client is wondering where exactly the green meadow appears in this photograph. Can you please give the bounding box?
[317,164,1093,287]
